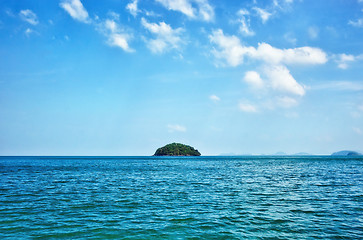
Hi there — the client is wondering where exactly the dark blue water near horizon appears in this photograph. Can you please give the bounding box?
[0,156,362,239]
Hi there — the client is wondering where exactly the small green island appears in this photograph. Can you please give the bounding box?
[154,143,201,156]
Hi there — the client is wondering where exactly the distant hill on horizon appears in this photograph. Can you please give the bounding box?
[293,152,310,156]
[332,150,362,156]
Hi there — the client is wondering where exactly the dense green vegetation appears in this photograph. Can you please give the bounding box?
[154,143,201,156]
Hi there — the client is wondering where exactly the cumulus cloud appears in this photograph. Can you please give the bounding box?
[60,0,90,23]
[243,71,264,89]
[209,29,327,67]
[253,43,327,65]
[242,68,304,109]
[141,18,184,54]
[239,102,258,113]
[156,0,214,21]
[264,65,305,96]
[209,29,326,110]
[19,9,38,25]
[126,0,139,17]
[167,124,187,132]
[209,29,255,66]
[210,94,220,102]
[98,19,134,52]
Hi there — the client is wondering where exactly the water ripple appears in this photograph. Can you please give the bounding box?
[0,156,362,239]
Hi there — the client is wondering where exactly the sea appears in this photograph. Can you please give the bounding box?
[0,156,362,239]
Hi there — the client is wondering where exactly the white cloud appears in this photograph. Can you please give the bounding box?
[126,0,139,17]
[254,43,327,65]
[209,29,328,107]
[239,102,258,113]
[59,1,134,52]
[108,11,120,20]
[237,9,255,36]
[349,6,363,27]
[98,19,134,52]
[209,30,327,67]
[239,19,255,36]
[196,0,214,22]
[243,71,264,89]
[156,0,214,21]
[335,53,356,69]
[238,9,250,16]
[264,65,305,96]
[253,7,272,23]
[209,94,220,102]
[156,0,194,17]
[60,0,90,23]
[209,29,255,66]
[141,18,184,54]
[349,18,363,27]
[19,9,38,25]
[167,124,186,132]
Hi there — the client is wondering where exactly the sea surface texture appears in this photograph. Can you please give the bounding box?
[0,156,362,239]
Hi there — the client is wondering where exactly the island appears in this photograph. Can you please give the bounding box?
[332,150,361,156]
[154,143,201,156]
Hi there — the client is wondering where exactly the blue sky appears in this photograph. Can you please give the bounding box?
[1,0,363,156]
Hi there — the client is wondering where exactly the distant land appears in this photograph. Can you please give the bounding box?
[331,150,362,156]
[293,152,310,156]
[154,143,201,156]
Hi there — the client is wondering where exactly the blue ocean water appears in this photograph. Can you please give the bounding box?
[0,156,362,239]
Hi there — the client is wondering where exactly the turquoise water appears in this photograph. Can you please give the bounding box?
[0,156,362,239]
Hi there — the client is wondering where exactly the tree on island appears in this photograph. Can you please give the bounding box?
[154,143,201,156]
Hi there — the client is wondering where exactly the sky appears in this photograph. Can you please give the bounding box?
[0,0,363,156]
